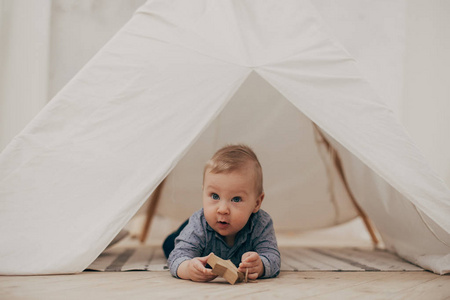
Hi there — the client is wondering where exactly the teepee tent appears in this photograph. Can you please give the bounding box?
[0,0,449,275]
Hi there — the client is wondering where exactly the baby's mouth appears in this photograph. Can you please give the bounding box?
[217,221,229,228]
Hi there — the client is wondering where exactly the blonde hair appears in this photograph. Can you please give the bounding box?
[203,144,263,195]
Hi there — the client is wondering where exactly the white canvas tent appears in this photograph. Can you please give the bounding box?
[0,0,449,275]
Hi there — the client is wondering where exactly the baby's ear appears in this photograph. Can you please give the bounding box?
[253,192,265,213]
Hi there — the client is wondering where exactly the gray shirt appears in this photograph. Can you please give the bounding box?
[167,208,280,278]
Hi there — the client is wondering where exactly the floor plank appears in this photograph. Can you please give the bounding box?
[1,271,449,300]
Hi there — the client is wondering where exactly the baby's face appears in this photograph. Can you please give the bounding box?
[202,164,263,246]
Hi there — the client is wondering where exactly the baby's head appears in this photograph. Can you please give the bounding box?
[203,144,263,195]
[202,144,264,246]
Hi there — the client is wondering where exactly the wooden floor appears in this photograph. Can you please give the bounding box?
[2,270,449,299]
[2,222,450,299]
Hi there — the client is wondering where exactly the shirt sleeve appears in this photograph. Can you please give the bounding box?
[167,210,206,278]
[252,212,281,278]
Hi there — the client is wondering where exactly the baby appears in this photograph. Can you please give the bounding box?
[166,144,280,281]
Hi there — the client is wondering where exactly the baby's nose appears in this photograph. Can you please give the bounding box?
[217,202,229,214]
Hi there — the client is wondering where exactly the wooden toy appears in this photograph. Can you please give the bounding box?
[207,253,245,285]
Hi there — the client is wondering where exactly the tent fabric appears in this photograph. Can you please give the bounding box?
[0,0,449,275]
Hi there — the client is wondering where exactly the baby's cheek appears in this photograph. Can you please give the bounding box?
[203,210,215,226]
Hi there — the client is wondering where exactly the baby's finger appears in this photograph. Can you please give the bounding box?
[192,272,217,282]
[202,267,215,276]
[239,259,259,269]
[197,268,217,281]
[193,260,208,273]
[197,254,211,265]
[241,252,252,261]
[238,265,259,274]
[204,273,218,280]
[242,252,259,263]
[238,261,251,270]
[247,272,259,280]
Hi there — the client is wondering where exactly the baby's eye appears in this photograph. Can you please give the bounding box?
[211,193,220,200]
[231,196,242,203]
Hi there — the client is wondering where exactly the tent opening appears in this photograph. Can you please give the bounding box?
[133,71,378,246]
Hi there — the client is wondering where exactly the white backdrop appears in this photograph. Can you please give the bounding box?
[1,0,449,186]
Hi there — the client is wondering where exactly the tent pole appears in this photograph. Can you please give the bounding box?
[332,149,379,246]
[313,124,379,246]
[140,179,166,243]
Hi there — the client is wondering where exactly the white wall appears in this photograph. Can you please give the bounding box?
[402,0,450,185]
[0,0,51,152]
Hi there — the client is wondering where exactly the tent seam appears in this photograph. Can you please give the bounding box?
[123,30,245,68]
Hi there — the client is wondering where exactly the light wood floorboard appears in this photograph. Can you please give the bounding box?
[1,270,449,300]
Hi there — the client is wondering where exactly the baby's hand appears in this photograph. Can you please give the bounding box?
[184,254,217,282]
[238,251,264,280]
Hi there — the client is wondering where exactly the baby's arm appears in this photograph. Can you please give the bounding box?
[176,254,217,282]
[238,212,280,278]
[167,210,218,281]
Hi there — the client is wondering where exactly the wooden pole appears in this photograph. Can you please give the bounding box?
[314,125,379,246]
[140,179,166,244]
[332,149,379,246]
